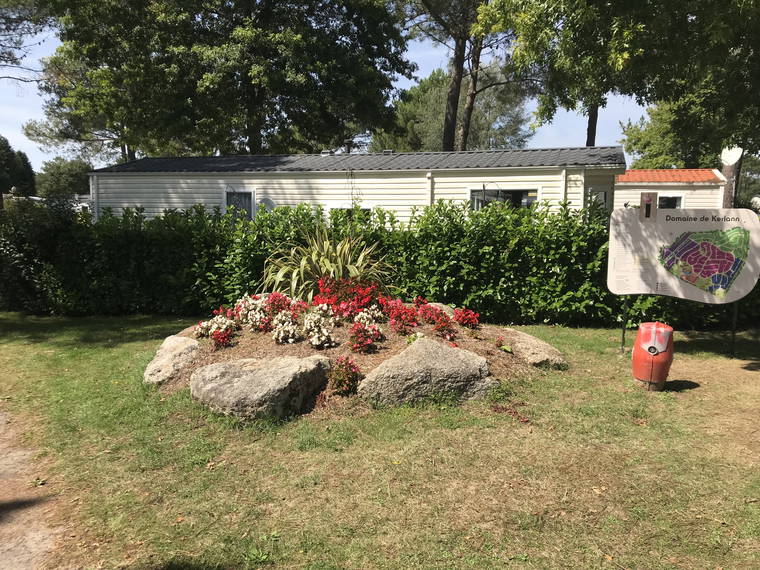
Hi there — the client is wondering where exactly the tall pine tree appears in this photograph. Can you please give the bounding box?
[0,135,35,197]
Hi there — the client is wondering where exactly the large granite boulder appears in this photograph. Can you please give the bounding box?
[504,328,568,369]
[426,302,455,317]
[143,335,200,385]
[190,356,331,420]
[358,338,498,405]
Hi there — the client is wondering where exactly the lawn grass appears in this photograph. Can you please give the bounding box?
[1,312,759,569]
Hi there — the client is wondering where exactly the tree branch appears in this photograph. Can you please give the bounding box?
[0,74,40,82]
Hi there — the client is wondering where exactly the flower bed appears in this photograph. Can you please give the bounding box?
[193,278,481,353]
[176,278,530,400]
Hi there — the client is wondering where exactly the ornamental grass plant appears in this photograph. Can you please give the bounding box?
[262,227,389,301]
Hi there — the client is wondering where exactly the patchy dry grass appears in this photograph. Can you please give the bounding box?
[1,313,759,569]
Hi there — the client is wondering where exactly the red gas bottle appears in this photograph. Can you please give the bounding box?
[631,322,674,391]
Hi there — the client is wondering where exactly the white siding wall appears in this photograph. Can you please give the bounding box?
[565,169,585,209]
[96,175,234,218]
[94,171,430,222]
[613,182,724,209]
[92,167,620,222]
[256,172,429,221]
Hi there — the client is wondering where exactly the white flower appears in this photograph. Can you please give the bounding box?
[194,314,236,338]
[303,311,336,348]
[272,311,301,344]
[353,304,385,326]
[313,303,337,326]
[235,294,270,331]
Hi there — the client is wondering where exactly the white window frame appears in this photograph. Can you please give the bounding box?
[222,185,256,218]
[656,192,685,209]
[468,186,541,210]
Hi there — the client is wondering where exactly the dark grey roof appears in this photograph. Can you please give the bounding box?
[92,146,625,174]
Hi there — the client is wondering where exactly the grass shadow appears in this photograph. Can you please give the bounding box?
[0,313,196,349]
[674,329,760,360]
[139,560,237,570]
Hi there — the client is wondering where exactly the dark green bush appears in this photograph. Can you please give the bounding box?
[0,200,756,328]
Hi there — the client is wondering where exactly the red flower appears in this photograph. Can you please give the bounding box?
[327,356,362,395]
[211,329,233,349]
[417,303,443,324]
[313,277,380,318]
[389,307,418,335]
[348,322,384,353]
[453,307,480,329]
[433,313,457,341]
[264,292,292,315]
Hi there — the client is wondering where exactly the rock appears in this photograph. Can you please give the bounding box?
[402,301,454,316]
[176,324,197,337]
[143,335,200,385]
[504,328,568,369]
[358,338,498,405]
[426,302,455,317]
[190,356,331,420]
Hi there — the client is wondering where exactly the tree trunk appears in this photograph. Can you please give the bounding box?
[244,73,263,153]
[585,104,599,146]
[721,150,744,208]
[244,63,264,153]
[442,36,467,151]
[244,0,265,153]
[0,189,4,211]
[457,38,482,151]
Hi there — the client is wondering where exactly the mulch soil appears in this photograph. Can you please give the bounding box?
[164,322,533,394]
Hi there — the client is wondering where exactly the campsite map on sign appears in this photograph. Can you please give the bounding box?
[608,209,760,304]
[659,227,750,299]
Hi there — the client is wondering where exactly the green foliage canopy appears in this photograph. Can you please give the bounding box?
[32,0,413,160]
[620,102,760,207]
[370,68,532,151]
[0,0,48,74]
[479,0,760,153]
[621,103,722,170]
[36,156,91,199]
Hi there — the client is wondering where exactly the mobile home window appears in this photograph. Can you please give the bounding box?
[225,189,254,220]
[470,188,536,210]
[588,190,608,208]
[658,195,683,209]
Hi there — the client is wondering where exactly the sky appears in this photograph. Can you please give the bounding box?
[1,35,647,171]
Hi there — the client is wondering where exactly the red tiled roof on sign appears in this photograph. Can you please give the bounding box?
[616,169,722,183]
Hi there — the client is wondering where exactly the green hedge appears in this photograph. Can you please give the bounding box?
[0,200,756,328]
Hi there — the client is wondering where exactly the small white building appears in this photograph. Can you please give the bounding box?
[613,169,726,209]
[88,147,626,222]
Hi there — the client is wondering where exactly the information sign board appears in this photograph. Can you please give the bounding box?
[608,208,760,304]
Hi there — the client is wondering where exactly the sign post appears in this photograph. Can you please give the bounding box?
[608,204,760,365]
